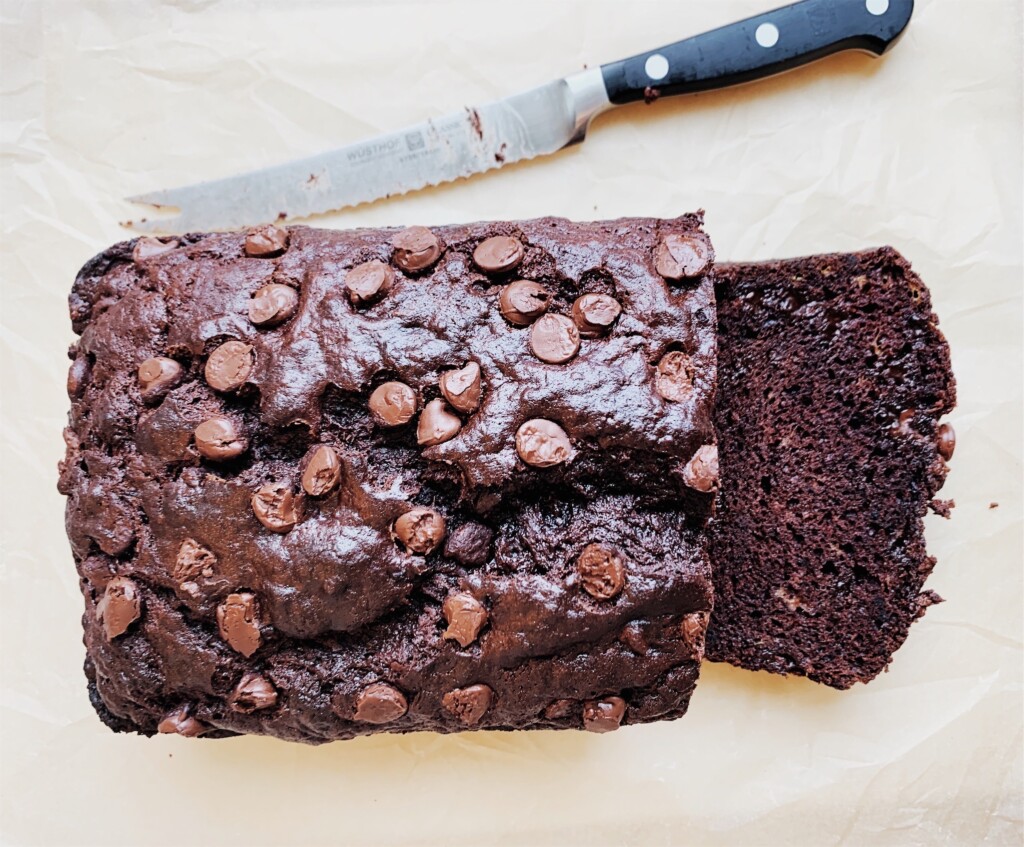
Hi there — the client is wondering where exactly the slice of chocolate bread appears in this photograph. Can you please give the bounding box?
[60,216,718,742]
[707,249,956,689]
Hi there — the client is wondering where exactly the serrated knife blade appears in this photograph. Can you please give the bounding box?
[126,73,609,234]
[125,0,914,233]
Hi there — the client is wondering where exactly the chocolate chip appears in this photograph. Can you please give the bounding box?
[244,224,289,257]
[158,705,206,737]
[392,226,441,272]
[229,673,278,713]
[937,422,956,460]
[499,280,551,326]
[582,696,626,733]
[530,314,580,364]
[895,409,916,435]
[393,507,446,555]
[96,577,141,640]
[443,522,494,567]
[417,398,461,446]
[655,351,695,402]
[473,235,524,274]
[217,592,263,657]
[572,294,621,337]
[248,283,298,327]
[577,543,626,600]
[442,684,493,725]
[251,482,303,533]
[174,538,217,585]
[346,260,394,305]
[680,612,707,660]
[301,445,342,496]
[515,419,574,468]
[682,445,719,493]
[205,341,253,393]
[655,231,713,280]
[194,416,248,461]
[619,622,647,655]
[132,237,178,262]
[368,381,418,427]
[543,699,575,720]
[439,362,482,414]
[442,592,488,647]
[138,356,183,403]
[354,682,407,723]
[67,356,91,400]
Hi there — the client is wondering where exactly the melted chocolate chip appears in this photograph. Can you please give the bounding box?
[194,416,248,461]
[577,543,626,600]
[217,592,263,657]
[354,682,407,723]
[895,409,916,435]
[582,696,626,733]
[393,507,446,554]
[96,577,142,640]
[244,224,289,257]
[680,612,707,660]
[205,341,253,393]
[439,362,482,414]
[392,226,441,272]
[138,357,183,403]
[67,356,91,400]
[473,235,524,274]
[529,314,580,364]
[442,684,493,725]
[655,351,695,402]
[619,622,648,654]
[443,522,494,567]
[515,419,574,467]
[251,482,303,533]
[543,699,575,720]
[682,445,719,493]
[937,422,956,460]
[174,538,217,584]
[369,381,418,427]
[229,673,278,713]
[572,294,621,337]
[300,445,342,496]
[655,231,713,280]
[417,398,461,446]
[158,706,206,737]
[345,260,394,305]
[499,280,550,326]
[442,592,488,647]
[132,237,178,262]
[248,283,299,327]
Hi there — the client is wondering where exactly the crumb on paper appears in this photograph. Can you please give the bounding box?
[989,502,999,509]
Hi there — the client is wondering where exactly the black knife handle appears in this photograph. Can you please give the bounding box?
[599,0,914,105]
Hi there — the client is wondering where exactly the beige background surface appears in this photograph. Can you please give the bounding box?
[1,0,1021,845]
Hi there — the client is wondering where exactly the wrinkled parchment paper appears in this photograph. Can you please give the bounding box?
[2,1,1021,844]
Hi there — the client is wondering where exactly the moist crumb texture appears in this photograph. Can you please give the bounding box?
[707,249,956,689]
[59,216,718,743]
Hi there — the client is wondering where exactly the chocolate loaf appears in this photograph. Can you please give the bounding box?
[59,216,719,742]
[707,249,956,689]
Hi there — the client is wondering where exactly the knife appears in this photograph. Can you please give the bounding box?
[125,0,913,233]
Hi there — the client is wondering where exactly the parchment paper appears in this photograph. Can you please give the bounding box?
[1,1,1021,845]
